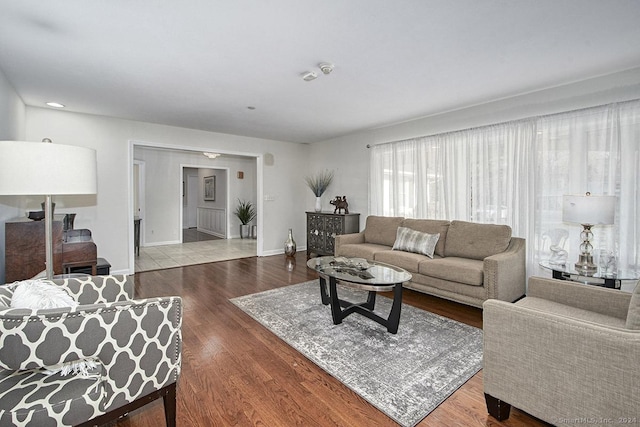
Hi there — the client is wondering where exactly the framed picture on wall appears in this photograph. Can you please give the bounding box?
[204,176,215,201]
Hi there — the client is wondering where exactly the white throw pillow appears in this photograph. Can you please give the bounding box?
[392,227,440,258]
[11,280,78,309]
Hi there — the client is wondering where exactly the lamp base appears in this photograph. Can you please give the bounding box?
[575,253,597,276]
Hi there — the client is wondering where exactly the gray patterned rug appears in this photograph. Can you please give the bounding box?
[230,280,483,427]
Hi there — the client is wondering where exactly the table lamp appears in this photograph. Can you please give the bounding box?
[0,139,97,279]
[562,192,616,276]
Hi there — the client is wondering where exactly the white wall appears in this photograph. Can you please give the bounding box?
[311,67,640,230]
[24,108,310,274]
[0,67,26,282]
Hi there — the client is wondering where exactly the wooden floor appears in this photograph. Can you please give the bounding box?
[117,252,548,427]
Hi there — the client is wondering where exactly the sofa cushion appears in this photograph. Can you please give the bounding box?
[336,243,390,261]
[626,281,640,330]
[374,250,437,274]
[392,227,440,258]
[444,220,511,260]
[401,219,450,257]
[363,216,404,246]
[419,257,484,286]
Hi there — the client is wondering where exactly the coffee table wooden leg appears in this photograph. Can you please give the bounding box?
[319,276,330,305]
[386,283,403,334]
[329,276,343,325]
[363,291,376,310]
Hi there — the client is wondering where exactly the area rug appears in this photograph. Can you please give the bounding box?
[230,280,483,427]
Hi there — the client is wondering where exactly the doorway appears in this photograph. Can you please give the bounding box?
[131,142,261,273]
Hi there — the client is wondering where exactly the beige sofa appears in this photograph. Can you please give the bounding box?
[483,276,640,424]
[334,215,526,308]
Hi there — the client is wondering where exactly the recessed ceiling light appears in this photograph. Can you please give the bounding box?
[45,102,65,108]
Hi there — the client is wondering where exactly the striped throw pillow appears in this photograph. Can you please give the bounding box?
[392,226,440,258]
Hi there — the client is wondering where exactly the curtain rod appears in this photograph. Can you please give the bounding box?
[366,98,640,148]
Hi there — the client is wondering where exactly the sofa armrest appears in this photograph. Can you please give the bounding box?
[483,237,526,302]
[527,276,631,319]
[48,274,134,304]
[483,299,640,422]
[334,232,365,254]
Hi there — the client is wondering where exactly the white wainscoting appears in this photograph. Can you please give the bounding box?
[197,207,226,238]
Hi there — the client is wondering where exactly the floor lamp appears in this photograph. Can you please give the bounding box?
[0,140,97,279]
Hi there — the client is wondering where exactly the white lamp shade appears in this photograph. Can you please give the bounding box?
[0,140,97,195]
[562,194,616,225]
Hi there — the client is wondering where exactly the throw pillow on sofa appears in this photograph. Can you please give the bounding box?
[392,226,440,258]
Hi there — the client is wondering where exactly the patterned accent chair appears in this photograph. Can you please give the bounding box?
[0,275,182,426]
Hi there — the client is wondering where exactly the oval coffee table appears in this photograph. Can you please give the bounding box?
[306,256,412,334]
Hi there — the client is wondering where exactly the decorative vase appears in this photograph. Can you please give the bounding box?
[315,197,322,212]
[240,224,250,239]
[284,228,297,257]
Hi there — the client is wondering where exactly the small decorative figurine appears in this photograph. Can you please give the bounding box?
[330,196,349,214]
[549,245,568,266]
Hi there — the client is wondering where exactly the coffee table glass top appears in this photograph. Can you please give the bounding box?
[307,256,412,286]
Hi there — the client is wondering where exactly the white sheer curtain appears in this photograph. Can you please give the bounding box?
[370,100,640,277]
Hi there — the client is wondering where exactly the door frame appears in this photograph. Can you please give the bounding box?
[128,139,263,274]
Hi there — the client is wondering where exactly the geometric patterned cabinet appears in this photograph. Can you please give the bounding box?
[306,212,360,259]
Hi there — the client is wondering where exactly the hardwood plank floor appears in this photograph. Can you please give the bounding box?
[115,252,549,427]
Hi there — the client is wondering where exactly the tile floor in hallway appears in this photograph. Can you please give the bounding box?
[135,237,257,272]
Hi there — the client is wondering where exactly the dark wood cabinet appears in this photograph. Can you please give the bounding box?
[306,212,360,258]
[5,218,64,282]
[5,217,97,282]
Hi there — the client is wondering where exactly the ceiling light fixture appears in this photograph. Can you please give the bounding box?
[203,152,220,159]
[319,62,334,75]
[301,71,318,82]
[46,102,65,108]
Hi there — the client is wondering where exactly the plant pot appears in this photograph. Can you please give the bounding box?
[240,224,251,239]
[315,197,322,212]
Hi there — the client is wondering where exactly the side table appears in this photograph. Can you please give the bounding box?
[539,260,639,290]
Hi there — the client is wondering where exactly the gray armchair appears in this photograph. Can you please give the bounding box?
[483,276,640,425]
[0,275,182,426]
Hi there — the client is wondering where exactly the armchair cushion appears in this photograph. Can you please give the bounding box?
[626,282,640,329]
[0,365,105,426]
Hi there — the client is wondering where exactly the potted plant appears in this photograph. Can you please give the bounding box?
[305,169,334,212]
[234,199,256,239]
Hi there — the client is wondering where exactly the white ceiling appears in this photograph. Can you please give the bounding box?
[1,0,640,143]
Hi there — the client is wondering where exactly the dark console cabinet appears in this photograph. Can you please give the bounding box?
[5,217,98,282]
[5,218,64,282]
[306,212,360,258]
